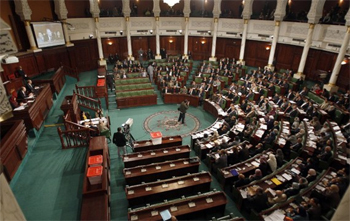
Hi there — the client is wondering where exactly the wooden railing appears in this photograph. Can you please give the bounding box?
[76,93,102,112]
[75,85,97,98]
[62,65,80,81]
[57,127,90,149]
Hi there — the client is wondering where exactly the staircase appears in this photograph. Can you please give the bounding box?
[185,60,201,87]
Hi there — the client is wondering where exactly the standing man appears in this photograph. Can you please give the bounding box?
[138,48,144,62]
[15,66,28,84]
[113,127,127,158]
[178,99,189,125]
[147,62,154,83]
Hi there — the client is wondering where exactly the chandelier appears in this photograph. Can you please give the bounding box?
[163,0,180,7]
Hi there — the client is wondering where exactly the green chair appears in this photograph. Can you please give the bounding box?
[100,129,111,143]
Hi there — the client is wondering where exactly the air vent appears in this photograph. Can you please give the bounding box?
[105,32,117,34]
[328,43,341,48]
[226,32,238,35]
[258,34,270,38]
[137,30,148,33]
[197,30,209,34]
[166,30,177,32]
[292,38,305,42]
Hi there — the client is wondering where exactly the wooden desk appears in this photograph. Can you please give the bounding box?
[218,151,271,188]
[80,136,111,221]
[203,99,227,119]
[3,78,23,96]
[234,157,300,209]
[260,168,335,220]
[0,120,27,181]
[163,94,200,107]
[128,191,227,221]
[123,157,200,185]
[133,136,182,152]
[123,145,191,168]
[126,171,212,207]
[10,84,53,131]
[33,66,66,94]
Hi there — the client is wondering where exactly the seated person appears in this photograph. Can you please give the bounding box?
[285,206,309,221]
[17,86,31,103]
[234,174,249,188]
[249,169,263,182]
[267,190,287,205]
[214,150,228,169]
[284,182,300,198]
[9,95,25,109]
[317,146,332,161]
[247,187,269,212]
[267,154,277,172]
[303,198,321,221]
[25,80,35,94]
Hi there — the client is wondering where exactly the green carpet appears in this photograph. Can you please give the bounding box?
[10,67,243,220]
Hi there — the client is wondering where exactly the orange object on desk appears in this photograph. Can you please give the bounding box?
[88,155,103,166]
[97,79,105,86]
[87,166,103,185]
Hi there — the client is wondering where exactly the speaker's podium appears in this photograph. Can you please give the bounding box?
[150,131,162,145]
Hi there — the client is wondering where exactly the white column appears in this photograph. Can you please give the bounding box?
[61,20,73,47]
[267,21,281,70]
[0,174,26,220]
[126,16,134,60]
[183,17,189,59]
[24,20,41,52]
[294,23,315,79]
[239,19,249,65]
[155,16,161,59]
[209,18,218,61]
[94,18,106,66]
[324,26,350,92]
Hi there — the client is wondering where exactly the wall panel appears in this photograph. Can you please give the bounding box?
[188,36,212,60]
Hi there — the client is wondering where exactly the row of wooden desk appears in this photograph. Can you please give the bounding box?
[80,136,111,221]
[128,191,227,221]
[132,136,182,152]
[126,171,212,207]
[0,120,27,181]
[11,84,53,131]
[123,145,191,168]
[123,157,200,185]
[163,93,200,107]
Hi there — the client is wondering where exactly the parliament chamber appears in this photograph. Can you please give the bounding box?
[1,0,350,220]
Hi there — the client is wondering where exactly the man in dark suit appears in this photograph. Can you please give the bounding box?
[113,127,127,158]
[25,80,35,94]
[286,89,294,100]
[17,86,28,102]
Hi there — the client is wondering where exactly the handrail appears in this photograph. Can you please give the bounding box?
[75,84,97,98]
[75,92,102,111]
[61,64,79,81]
[57,127,90,149]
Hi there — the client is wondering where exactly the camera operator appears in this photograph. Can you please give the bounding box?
[113,127,127,158]
[177,99,189,125]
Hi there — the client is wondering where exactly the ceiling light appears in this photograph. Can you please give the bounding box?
[163,0,180,7]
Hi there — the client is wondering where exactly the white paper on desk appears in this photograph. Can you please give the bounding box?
[278,138,286,146]
[291,168,300,174]
[13,106,25,111]
[267,188,276,197]
[282,173,292,181]
[214,154,220,160]
[206,143,213,149]
[240,189,248,199]
[141,168,147,172]
[338,155,347,160]
[145,186,152,191]
[188,202,196,208]
[264,209,285,221]
[251,161,260,167]
[27,100,35,103]
[170,163,175,167]
[260,124,267,130]
[131,215,138,221]
[125,171,131,175]
[97,75,105,78]
[170,206,178,212]
[333,126,341,131]
[315,185,325,192]
[151,210,158,216]
[128,190,134,195]
[151,152,156,156]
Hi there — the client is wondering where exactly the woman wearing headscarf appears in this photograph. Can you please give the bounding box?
[267,153,277,172]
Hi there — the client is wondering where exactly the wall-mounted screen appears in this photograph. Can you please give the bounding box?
[32,22,65,48]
